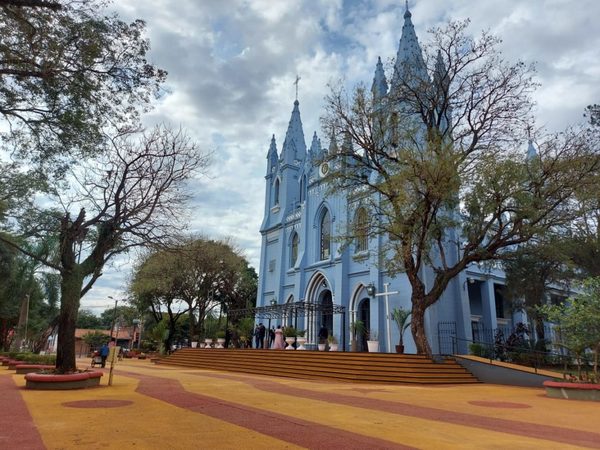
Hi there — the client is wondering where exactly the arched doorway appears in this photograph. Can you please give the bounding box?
[320,290,333,336]
[357,297,370,352]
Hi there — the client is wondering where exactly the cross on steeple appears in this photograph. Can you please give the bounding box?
[293,74,301,101]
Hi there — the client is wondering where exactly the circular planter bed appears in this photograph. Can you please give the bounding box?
[25,371,104,390]
[7,360,26,370]
[15,364,55,374]
[543,381,600,401]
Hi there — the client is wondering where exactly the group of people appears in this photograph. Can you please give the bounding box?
[251,324,286,349]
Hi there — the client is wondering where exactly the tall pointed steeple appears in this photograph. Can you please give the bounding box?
[266,134,278,175]
[372,56,388,99]
[327,130,338,155]
[281,100,307,165]
[526,139,538,160]
[391,1,428,91]
[309,131,322,160]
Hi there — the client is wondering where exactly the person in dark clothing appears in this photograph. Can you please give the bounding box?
[258,323,266,349]
[268,326,275,348]
[100,343,110,368]
[254,325,260,348]
[318,326,329,344]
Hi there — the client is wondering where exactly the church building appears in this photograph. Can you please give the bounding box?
[256,4,527,354]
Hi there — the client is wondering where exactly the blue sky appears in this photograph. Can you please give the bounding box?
[81,0,600,313]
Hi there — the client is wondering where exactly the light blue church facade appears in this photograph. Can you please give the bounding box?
[256,6,526,354]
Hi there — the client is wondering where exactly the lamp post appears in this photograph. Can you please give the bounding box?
[108,296,118,346]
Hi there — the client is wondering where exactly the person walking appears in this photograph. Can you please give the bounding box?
[273,325,285,350]
[99,343,109,368]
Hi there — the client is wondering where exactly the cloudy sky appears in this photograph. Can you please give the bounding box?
[82,0,600,313]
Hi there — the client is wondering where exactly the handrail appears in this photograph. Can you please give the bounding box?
[450,335,576,377]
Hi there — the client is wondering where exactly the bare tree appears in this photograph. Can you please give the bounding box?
[1,125,209,371]
[322,20,600,356]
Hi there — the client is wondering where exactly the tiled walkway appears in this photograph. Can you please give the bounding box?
[2,358,599,449]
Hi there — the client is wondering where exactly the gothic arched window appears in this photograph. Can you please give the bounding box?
[299,175,306,203]
[290,232,299,267]
[320,209,331,260]
[354,207,368,253]
[274,178,280,206]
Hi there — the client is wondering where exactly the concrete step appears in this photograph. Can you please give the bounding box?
[158,349,479,384]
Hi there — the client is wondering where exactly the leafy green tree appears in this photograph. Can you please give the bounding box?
[502,239,573,343]
[76,309,104,329]
[541,278,600,379]
[0,0,166,168]
[82,330,110,350]
[322,20,600,356]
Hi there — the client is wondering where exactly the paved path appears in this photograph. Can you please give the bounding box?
[1,358,599,449]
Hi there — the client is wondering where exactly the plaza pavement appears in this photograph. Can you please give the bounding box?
[1,357,599,449]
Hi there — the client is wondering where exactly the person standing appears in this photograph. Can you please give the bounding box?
[100,343,109,368]
[273,325,285,350]
[258,323,266,349]
[254,325,260,349]
[268,326,275,348]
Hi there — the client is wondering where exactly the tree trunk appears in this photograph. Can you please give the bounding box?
[56,270,83,373]
[411,300,431,357]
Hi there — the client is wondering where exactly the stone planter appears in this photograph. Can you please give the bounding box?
[367,340,379,353]
[543,381,600,401]
[24,371,103,390]
[191,341,198,348]
[15,364,55,374]
[285,337,296,349]
[204,339,213,348]
[318,344,326,351]
[329,344,339,351]
[216,338,226,348]
[296,337,307,350]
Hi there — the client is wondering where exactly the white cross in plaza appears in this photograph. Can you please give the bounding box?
[374,283,399,352]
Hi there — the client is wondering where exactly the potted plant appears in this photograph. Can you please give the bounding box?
[391,307,411,353]
[191,335,200,348]
[283,326,297,350]
[367,330,379,353]
[296,329,307,350]
[328,335,339,351]
[216,330,226,348]
[350,320,365,352]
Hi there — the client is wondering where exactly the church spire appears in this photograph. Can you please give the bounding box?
[327,130,338,155]
[372,56,388,99]
[309,131,322,160]
[267,134,278,175]
[391,1,428,91]
[281,100,307,165]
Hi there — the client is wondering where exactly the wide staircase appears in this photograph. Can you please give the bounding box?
[157,349,479,384]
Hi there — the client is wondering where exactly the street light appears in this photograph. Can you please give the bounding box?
[108,296,118,345]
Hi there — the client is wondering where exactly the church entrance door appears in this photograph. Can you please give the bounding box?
[358,298,370,352]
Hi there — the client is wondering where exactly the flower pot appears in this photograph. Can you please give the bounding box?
[395,344,404,354]
[191,341,198,348]
[285,337,296,349]
[318,343,326,351]
[367,340,379,353]
[199,342,206,349]
[296,337,307,350]
[329,344,339,352]
[204,339,213,348]
[216,338,226,348]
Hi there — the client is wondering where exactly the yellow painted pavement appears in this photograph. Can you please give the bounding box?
[8,358,600,449]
